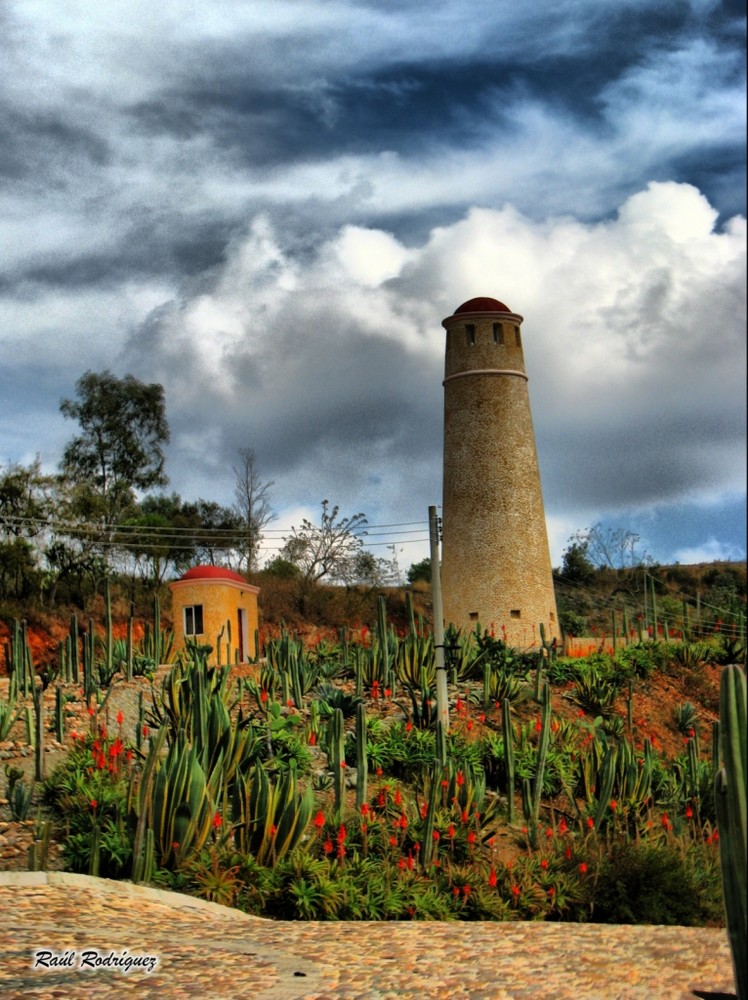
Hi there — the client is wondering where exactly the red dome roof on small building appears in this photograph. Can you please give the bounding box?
[454,296,511,314]
[179,565,247,584]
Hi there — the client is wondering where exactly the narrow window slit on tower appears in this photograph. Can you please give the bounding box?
[469,611,479,621]
[492,323,504,344]
[510,609,521,619]
[466,324,476,345]
[514,326,521,347]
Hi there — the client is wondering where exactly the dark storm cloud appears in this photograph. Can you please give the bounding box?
[1,1,745,565]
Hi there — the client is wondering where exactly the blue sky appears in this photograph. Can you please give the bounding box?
[1,0,745,573]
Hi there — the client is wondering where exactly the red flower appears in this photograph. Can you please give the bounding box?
[361,803,370,817]
[511,884,520,898]
[540,858,548,870]
[685,805,693,819]
[212,812,222,829]
[323,838,333,854]
[610,799,618,812]
[116,710,124,726]
[394,789,402,806]
[586,817,594,829]
[90,799,98,810]
[308,731,317,746]
[564,846,572,860]
[142,724,149,738]
[578,862,588,874]
[313,810,325,828]
[447,824,455,839]
[558,818,568,834]
[467,830,476,846]
[488,868,497,887]
[455,770,465,787]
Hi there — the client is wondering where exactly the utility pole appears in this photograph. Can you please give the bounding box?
[429,506,449,735]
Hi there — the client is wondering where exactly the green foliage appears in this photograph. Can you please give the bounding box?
[571,672,619,719]
[590,841,721,926]
[315,682,362,719]
[673,701,699,736]
[406,558,431,585]
[59,369,169,528]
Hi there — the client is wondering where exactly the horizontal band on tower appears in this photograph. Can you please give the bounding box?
[443,368,528,385]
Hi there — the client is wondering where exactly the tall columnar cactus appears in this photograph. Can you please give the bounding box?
[104,577,113,682]
[377,595,390,692]
[715,665,746,1000]
[355,702,368,810]
[54,685,64,744]
[502,699,516,823]
[328,707,346,821]
[521,681,551,845]
[70,613,80,684]
[33,679,45,782]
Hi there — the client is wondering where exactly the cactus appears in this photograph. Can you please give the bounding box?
[70,613,80,684]
[520,681,551,845]
[420,767,440,867]
[54,685,64,744]
[126,617,134,681]
[593,744,618,833]
[355,702,368,810]
[131,726,167,883]
[715,665,746,1000]
[33,680,45,782]
[328,708,346,821]
[502,699,516,823]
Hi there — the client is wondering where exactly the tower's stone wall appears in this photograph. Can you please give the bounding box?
[441,302,559,649]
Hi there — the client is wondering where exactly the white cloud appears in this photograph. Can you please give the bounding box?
[674,538,747,565]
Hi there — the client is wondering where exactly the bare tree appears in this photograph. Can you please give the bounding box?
[572,523,652,572]
[232,448,275,572]
[280,500,368,584]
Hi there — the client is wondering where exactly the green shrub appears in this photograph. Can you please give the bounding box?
[590,841,721,925]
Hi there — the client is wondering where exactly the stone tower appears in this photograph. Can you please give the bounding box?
[440,296,559,649]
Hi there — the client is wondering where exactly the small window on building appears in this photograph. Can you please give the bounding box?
[492,323,504,345]
[550,612,556,622]
[466,323,476,346]
[510,609,521,619]
[514,326,521,347]
[469,611,479,621]
[184,604,204,635]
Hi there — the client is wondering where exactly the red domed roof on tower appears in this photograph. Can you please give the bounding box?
[454,296,511,314]
[179,565,247,584]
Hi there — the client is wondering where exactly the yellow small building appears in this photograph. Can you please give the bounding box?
[169,565,260,664]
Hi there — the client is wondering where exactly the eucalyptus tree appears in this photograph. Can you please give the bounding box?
[59,370,170,532]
